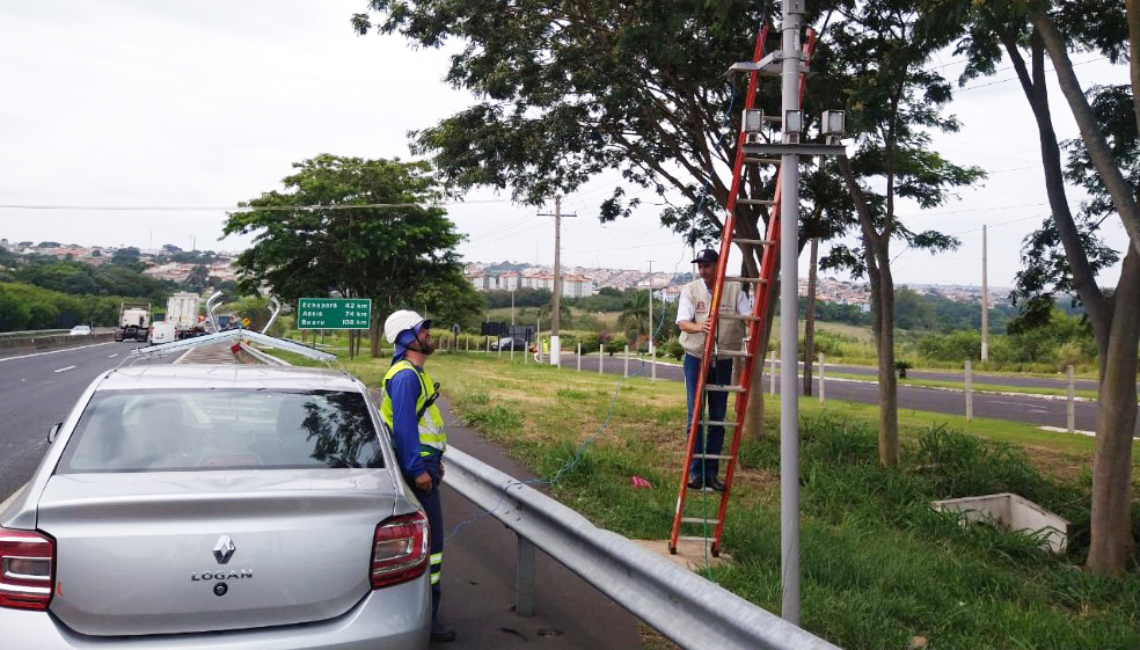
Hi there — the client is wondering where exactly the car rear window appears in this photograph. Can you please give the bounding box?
[57,389,384,473]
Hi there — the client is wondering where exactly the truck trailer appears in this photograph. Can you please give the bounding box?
[166,292,205,339]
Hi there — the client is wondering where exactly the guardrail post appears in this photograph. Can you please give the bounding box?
[466,337,469,352]
[577,343,581,371]
[1066,364,1075,433]
[651,348,657,381]
[498,340,502,360]
[965,359,973,421]
[599,344,604,375]
[818,353,825,406]
[624,345,629,378]
[516,535,536,617]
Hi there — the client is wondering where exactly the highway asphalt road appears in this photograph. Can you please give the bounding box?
[0,341,641,649]
[557,353,1104,433]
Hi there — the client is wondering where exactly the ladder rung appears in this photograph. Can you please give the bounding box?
[730,239,776,247]
[705,384,746,393]
[726,275,768,283]
[737,198,775,206]
[682,517,722,525]
[692,453,733,460]
[745,157,781,165]
[721,313,761,322]
[714,350,752,358]
[704,420,738,427]
[678,536,715,542]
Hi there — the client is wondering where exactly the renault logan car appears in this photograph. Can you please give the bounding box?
[0,365,430,649]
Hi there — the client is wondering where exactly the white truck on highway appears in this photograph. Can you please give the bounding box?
[166,292,204,339]
[114,301,151,342]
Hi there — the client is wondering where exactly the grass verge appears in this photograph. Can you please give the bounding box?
[279,349,1140,649]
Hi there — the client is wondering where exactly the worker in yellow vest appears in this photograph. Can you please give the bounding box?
[380,310,455,643]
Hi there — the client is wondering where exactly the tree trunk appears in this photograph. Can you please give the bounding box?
[873,247,900,466]
[1031,9,1140,258]
[370,315,382,358]
[1001,30,1112,360]
[742,276,780,441]
[803,237,818,396]
[1087,247,1140,574]
[1129,0,1140,142]
[837,154,899,466]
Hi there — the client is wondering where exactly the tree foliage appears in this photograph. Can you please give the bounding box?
[222,155,476,352]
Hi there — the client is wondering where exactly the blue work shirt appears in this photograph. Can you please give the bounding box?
[385,365,427,479]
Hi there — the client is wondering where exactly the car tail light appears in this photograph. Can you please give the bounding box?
[0,528,54,610]
[370,512,428,588]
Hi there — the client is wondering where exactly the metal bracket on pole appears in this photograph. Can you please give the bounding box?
[743,143,846,157]
[726,51,808,78]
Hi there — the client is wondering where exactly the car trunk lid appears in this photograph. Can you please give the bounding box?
[36,469,397,636]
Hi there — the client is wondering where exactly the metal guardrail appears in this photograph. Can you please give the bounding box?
[248,347,838,649]
[0,328,69,338]
[443,447,841,650]
[240,342,289,366]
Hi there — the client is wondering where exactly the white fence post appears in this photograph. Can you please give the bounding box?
[624,345,629,378]
[965,359,973,421]
[577,343,581,372]
[1067,364,1075,434]
[599,344,604,375]
[818,353,825,406]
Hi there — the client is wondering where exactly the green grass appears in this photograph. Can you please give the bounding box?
[273,349,1139,648]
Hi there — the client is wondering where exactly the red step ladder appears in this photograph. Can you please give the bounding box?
[669,26,817,557]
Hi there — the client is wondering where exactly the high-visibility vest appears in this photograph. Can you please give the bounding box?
[379,360,447,457]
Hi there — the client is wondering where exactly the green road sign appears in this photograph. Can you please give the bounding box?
[297,298,372,330]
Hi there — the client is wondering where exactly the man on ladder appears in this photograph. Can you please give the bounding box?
[676,248,753,492]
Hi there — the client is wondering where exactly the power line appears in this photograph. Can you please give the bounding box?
[0,199,514,212]
[956,56,1109,93]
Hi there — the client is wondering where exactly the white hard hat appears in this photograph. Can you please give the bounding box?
[384,310,430,344]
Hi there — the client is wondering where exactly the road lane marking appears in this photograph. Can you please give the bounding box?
[173,349,195,365]
[0,341,113,363]
[108,353,119,358]
[54,365,77,373]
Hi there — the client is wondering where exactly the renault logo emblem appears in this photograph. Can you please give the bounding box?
[213,535,236,565]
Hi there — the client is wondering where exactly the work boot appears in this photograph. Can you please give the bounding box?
[706,476,726,492]
[687,476,705,490]
[430,620,457,643]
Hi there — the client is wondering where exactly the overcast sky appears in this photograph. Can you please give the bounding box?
[0,0,1129,290]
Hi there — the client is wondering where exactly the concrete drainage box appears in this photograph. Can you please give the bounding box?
[930,492,1069,553]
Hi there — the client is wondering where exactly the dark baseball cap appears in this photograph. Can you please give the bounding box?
[692,248,719,264]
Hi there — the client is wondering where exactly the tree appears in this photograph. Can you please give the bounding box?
[354,0,859,438]
[826,1,984,465]
[942,0,1139,573]
[222,154,466,359]
[110,247,141,268]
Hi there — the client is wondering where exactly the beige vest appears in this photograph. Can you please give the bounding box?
[679,280,746,359]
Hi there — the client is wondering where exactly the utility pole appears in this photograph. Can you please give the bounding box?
[778,0,805,626]
[981,225,989,362]
[539,196,576,366]
[728,3,841,623]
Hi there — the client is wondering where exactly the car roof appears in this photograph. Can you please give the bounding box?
[97,365,365,393]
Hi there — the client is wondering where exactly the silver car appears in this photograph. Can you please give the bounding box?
[0,365,430,649]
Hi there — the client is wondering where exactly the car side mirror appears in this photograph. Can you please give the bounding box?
[47,423,62,444]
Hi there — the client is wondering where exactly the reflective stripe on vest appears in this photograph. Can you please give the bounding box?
[379,360,447,455]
